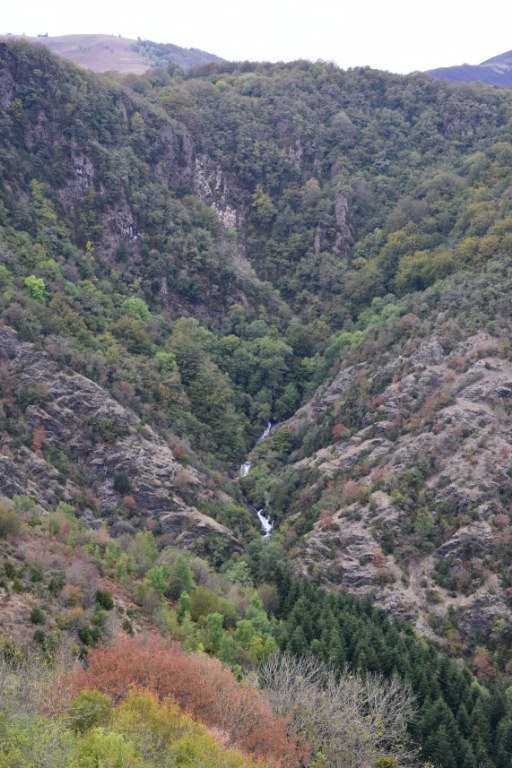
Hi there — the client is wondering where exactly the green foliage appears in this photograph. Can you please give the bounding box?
[127,532,158,577]
[0,505,20,539]
[145,563,172,595]
[24,275,46,302]
[225,560,254,586]
[120,296,150,322]
[113,473,131,494]
[29,606,45,625]
[69,689,112,734]
[154,350,177,373]
[95,589,114,611]
[165,554,195,600]
[272,569,509,768]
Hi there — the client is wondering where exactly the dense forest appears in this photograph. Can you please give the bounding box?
[3,37,512,767]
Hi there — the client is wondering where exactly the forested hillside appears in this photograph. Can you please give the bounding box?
[3,36,512,767]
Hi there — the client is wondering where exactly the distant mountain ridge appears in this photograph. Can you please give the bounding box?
[3,33,223,74]
[426,49,512,86]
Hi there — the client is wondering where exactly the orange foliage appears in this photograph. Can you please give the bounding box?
[32,424,47,455]
[123,494,137,510]
[331,423,347,441]
[495,513,509,530]
[473,653,496,680]
[66,634,306,766]
[370,549,386,567]
[340,480,359,505]
[319,510,333,529]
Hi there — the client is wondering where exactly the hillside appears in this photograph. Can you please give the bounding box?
[4,38,512,767]
[4,35,512,643]
[427,49,512,86]
[4,33,222,73]
[257,265,512,654]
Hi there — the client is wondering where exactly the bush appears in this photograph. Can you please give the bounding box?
[113,473,132,494]
[122,618,134,635]
[0,506,20,539]
[4,560,16,578]
[30,606,45,625]
[33,629,46,646]
[67,635,306,764]
[95,589,114,610]
[69,688,112,734]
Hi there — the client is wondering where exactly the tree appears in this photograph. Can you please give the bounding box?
[257,654,417,768]
[127,532,158,577]
[66,634,306,765]
[120,296,150,322]
[24,274,47,303]
[166,554,195,600]
[69,689,111,734]
[113,473,131,494]
[0,503,21,539]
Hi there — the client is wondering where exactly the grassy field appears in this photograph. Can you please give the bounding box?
[6,33,221,73]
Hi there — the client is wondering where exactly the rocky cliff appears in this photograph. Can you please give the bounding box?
[272,304,512,650]
[0,325,238,547]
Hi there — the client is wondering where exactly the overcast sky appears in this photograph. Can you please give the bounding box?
[3,0,512,74]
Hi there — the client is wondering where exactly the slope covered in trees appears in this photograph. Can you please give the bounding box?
[4,37,512,768]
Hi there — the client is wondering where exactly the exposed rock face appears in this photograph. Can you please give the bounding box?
[287,332,512,643]
[0,326,238,547]
[333,189,351,257]
[194,155,239,230]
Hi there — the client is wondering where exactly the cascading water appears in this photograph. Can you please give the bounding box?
[257,422,272,442]
[239,422,273,536]
[256,506,273,536]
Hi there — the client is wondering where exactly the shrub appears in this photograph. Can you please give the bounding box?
[95,589,114,610]
[67,634,307,764]
[24,274,47,302]
[69,688,112,734]
[33,629,46,646]
[113,473,132,494]
[4,560,16,578]
[30,606,45,625]
[0,506,20,539]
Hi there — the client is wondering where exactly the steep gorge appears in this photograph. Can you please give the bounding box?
[3,37,512,667]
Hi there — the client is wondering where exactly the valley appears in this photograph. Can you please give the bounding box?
[2,35,512,767]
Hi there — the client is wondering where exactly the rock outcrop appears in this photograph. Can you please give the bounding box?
[0,326,238,547]
[285,332,512,643]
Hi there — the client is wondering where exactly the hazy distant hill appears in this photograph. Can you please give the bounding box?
[4,33,223,73]
[426,49,512,86]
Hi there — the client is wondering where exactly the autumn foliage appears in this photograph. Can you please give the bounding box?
[66,634,306,766]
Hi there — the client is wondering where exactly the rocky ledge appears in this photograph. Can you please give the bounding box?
[0,325,238,548]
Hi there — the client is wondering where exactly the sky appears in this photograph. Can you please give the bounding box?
[3,0,512,74]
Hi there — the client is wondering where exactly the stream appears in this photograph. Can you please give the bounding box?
[239,422,273,536]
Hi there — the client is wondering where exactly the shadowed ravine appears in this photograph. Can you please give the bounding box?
[239,422,273,536]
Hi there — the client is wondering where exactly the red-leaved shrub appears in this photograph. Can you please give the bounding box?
[66,634,306,766]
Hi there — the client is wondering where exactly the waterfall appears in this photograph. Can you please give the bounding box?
[239,422,273,536]
[256,507,273,537]
[257,421,272,442]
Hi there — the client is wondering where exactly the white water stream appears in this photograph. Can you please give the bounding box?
[239,422,273,536]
